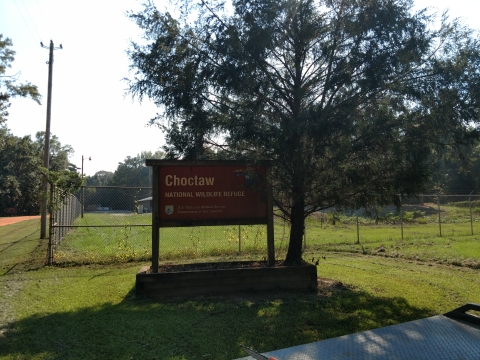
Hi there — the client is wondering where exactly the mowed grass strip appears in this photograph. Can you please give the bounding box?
[314,253,480,313]
[0,219,43,275]
[1,255,479,359]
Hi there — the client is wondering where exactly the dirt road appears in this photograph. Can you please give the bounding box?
[0,216,41,227]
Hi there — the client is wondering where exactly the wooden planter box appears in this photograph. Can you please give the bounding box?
[136,261,317,298]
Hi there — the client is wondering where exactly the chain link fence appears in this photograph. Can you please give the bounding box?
[51,186,152,264]
[49,193,81,246]
[302,194,480,252]
[49,187,480,265]
[50,186,275,265]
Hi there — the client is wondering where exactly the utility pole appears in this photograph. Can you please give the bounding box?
[40,40,63,239]
[81,155,91,218]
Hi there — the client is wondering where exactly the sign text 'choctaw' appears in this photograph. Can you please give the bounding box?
[165,175,214,186]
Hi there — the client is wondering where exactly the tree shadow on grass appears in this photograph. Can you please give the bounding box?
[0,280,433,360]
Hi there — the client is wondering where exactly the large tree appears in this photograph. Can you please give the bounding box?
[0,35,41,126]
[35,132,75,172]
[127,0,480,264]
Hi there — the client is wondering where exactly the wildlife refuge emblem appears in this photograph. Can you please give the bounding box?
[165,205,173,215]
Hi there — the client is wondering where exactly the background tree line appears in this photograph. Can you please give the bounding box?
[0,129,74,215]
[81,151,164,211]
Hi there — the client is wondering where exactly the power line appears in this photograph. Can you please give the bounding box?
[43,0,60,41]
[35,0,52,40]
[17,0,43,39]
[11,0,38,43]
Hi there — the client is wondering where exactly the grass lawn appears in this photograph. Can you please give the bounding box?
[305,223,480,268]
[54,204,480,267]
[1,217,480,359]
[0,219,44,275]
[55,214,276,264]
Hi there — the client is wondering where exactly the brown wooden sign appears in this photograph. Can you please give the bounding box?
[146,160,275,270]
[158,164,267,223]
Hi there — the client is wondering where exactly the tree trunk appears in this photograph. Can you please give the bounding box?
[284,191,305,265]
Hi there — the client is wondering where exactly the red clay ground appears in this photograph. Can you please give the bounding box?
[0,216,40,227]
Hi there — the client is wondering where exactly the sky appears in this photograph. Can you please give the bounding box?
[1,0,480,176]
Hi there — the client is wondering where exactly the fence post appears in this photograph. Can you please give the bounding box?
[438,195,442,237]
[399,194,404,240]
[238,225,241,253]
[470,193,474,235]
[356,215,360,244]
[48,184,55,265]
[59,200,64,241]
[303,224,307,251]
[81,185,85,218]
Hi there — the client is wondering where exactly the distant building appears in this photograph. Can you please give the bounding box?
[86,204,101,211]
[137,197,152,213]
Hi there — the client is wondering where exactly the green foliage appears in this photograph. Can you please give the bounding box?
[108,150,165,187]
[127,0,480,264]
[448,199,480,208]
[115,226,147,261]
[402,211,414,222]
[35,132,74,172]
[0,34,41,125]
[42,168,83,212]
[0,128,43,215]
[424,139,480,194]
[0,126,77,215]
[86,170,114,186]
[82,151,165,213]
